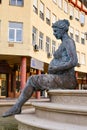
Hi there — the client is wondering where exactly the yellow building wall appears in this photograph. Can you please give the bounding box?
[0,0,87,72]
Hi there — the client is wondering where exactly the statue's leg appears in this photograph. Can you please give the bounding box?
[2,74,56,117]
[2,76,36,117]
[2,73,74,117]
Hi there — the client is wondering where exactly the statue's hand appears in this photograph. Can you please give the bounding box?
[48,66,58,74]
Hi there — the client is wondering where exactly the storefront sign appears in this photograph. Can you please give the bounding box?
[30,58,44,71]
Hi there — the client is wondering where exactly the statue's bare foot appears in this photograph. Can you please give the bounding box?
[2,105,21,117]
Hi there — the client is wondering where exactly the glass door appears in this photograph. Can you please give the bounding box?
[0,74,7,97]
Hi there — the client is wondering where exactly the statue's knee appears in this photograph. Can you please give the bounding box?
[26,75,36,87]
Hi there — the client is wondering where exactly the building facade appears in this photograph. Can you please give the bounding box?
[0,0,87,98]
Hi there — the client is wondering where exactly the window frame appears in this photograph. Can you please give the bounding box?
[46,36,51,53]
[69,4,74,17]
[39,1,44,20]
[9,0,24,6]
[33,0,38,14]
[69,26,74,39]
[81,33,85,45]
[75,8,79,21]
[52,40,56,54]
[80,12,85,25]
[46,8,51,25]
[58,0,63,9]
[81,53,86,65]
[32,26,38,45]
[64,0,68,14]
[75,30,79,43]
[39,32,44,50]
[8,22,23,43]
[77,51,80,64]
[52,13,57,24]
[53,0,57,4]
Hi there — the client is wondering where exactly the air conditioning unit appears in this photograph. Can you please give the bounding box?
[77,62,81,67]
[81,23,84,27]
[69,15,73,20]
[75,17,79,21]
[47,52,52,58]
[33,44,39,51]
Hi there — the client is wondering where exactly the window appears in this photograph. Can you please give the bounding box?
[32,26,38,45]
[75,30,79,43]
[39,32,43,50]
[75,9,79,21]
[46,36,51,53]
[69,27,74,39]
[64,0,68,13]
[80,13,85,26]
[52,14,57,24]
[81,33,85,44]
[9,0,23,6]
[81,53,86,65]
[33,0,38,14]
[46,8,51,25]
[52,40,56,54]
[0,20,1,39]
[85,33,87,40]
[58,0,62,8]
[69,5,74,18]
[39,1,44,20]
[53,0,57,4]
[9,22,23,42]
[77,51,80,64]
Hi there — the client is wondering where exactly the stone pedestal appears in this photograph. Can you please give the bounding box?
[15,90,87,130]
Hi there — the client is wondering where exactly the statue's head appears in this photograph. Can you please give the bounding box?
[52,19,70,39]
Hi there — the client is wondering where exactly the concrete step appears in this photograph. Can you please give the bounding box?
[32,102,87,126]
[15,90,87,130]
[15,108,87,130]
[48,90,87,106]
[0,98,49,116]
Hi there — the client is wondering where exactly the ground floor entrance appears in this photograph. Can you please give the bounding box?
[0,56,49,99]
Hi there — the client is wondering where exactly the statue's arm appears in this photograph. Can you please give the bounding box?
[48,39,78,73]
[61,39,78,69]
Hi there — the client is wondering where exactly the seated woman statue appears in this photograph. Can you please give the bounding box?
[2,19,78,117]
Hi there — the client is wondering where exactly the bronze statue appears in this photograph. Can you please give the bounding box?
[2,19,78,117]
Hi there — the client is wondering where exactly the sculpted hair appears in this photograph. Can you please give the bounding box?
[52,19,70,32]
